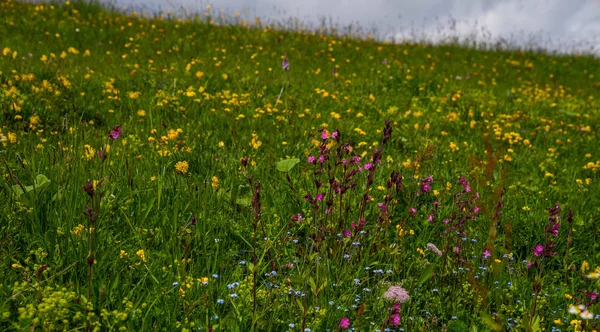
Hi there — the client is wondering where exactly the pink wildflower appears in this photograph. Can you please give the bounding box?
[483,249,491,258]
[389,313,401,326]
[533,244,544,257]
[340,317,350,329]
[321,130,328,140]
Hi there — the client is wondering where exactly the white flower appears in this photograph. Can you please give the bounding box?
[580,310,594,320]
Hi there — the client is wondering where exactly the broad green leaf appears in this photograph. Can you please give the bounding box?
[235,196,251,207]
[418,264,435,285]
[276,158,300,172]
[11,174,51,204]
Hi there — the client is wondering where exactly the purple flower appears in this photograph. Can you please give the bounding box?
[282,56,289,70]
[364,163,373,170]
[473,206,480,214]
[533,244,543,257]
[316,193,324,201]
[342,230,351,238]
[318,155,325,164]
[109,125,122,139]
[420,183,431,193]
[409,207,417,215]
[331,130,339,139]
[308,156,315,163]
[340,317,350,329]
[378,202,387,214]
[547,222,559,237]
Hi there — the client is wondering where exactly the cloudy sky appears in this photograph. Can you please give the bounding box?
[106,0,600,55]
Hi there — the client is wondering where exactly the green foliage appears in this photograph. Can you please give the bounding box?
[0,0,599,331]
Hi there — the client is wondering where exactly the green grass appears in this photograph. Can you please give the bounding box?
[1,0,600,331]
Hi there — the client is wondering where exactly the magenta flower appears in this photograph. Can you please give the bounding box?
[316,193,324,201]
[364,163,373,170]
[473,206,480,214]
[340,317,350,329]
[533,244,544,257]
[409,207,417,214]
[342,230,351,238]
[308,156,315,163]
[390,313,401,326]
[109,125,122,139]
[318,155,325,164]
[321,131,328,140]
[331,130,339,139]
[483,249,491,258]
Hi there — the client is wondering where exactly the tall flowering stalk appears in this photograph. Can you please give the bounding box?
[529,204,563,326]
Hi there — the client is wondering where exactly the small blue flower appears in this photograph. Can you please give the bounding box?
[216,299,224,304]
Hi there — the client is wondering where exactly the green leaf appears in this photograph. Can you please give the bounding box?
[309,277,317,295]
[418,264,435,286]
[530,315,541,332]
[481,312,502,331]
[276,158,300,172]
[295,298,305,314]
[235,196,251,207]
[11,174,51,204]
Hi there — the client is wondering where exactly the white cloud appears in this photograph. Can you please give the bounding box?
[108,0,600,55]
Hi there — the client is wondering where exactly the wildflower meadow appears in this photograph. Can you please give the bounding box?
[1,1,600,331]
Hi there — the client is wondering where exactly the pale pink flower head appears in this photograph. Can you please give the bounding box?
[426,243,443,256]
[340,317,350,329]
[383,286,410,303]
